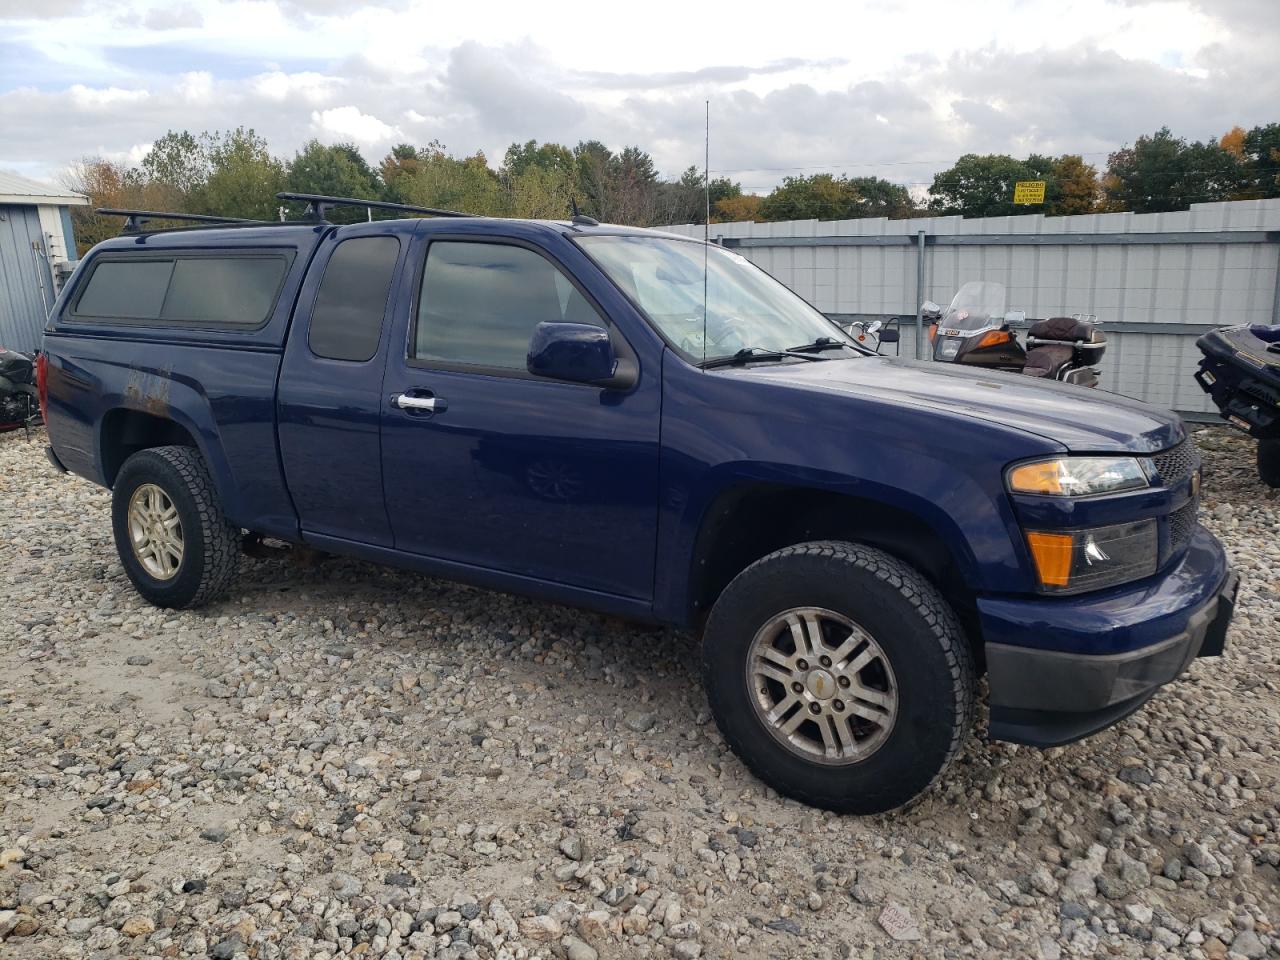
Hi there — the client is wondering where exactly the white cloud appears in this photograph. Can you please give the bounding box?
[141,4,202,30]
[0,0,1276,191]
[253,71,345,104]
[177,71,213,102]
[310,105,400,144]
[68,85,150,109]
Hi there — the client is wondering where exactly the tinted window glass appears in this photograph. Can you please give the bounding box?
[75,255,288,325]
[309,237,401,362]
[162,258,287,324]
[76,260,173,318]
[416,242,604,369]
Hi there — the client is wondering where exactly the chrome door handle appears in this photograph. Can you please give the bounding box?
[393,394,445,412]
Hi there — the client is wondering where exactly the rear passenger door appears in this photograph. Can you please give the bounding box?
[278,222,412,546]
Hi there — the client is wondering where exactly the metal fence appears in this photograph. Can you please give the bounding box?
[662,198,1280,418]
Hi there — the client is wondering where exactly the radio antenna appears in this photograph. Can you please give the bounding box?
[702,99,710,366]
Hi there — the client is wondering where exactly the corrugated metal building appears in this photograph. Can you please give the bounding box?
[663,199,1280,418]
[0,170,87,352]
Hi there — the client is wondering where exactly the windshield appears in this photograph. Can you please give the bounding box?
[577,235,856,362]
[941,281,1007,332]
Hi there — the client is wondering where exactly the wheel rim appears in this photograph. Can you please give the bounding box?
[127,483,184,581]
[746,607,897,765]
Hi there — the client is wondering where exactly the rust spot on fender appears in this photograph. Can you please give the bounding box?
[123,367,173,417]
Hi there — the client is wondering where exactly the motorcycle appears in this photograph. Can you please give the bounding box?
[1195,323,1280,488]
[0,347,43,436]
[922,281,1107,387]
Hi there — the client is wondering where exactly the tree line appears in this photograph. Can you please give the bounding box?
[63,121,1280,254]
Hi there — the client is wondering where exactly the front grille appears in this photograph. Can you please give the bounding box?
[1168,500,1197,555]
[1151,441,1199,486]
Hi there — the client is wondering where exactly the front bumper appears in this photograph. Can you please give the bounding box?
[981,527,1238,746]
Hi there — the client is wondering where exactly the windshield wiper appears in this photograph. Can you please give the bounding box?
[700,346,827,369]
[786,336,852,353]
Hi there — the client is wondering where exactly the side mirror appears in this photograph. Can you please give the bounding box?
[1004,310,1026,326]
[921,300,942,317]
[879,328,900,343]
[527,322,637,389]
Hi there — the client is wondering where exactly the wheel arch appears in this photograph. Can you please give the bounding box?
[97,406,242,523]
[685,480,980,644]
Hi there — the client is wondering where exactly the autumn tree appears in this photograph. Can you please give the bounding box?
[1045,155,1100,215]
[714,193,763,222]
[60,159,147,255]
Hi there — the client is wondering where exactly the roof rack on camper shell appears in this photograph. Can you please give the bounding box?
[95,209,263,233]
[276,192,475,221]
[96,193,480,238]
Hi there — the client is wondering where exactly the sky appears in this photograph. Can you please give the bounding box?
[1,0,1277,193]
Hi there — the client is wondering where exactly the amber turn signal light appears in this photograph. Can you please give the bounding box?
[976,330,1013,349]
[1025,531,1074,588]
[928,323,938,342]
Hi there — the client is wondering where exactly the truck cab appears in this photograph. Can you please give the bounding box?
[41,196,1237,814]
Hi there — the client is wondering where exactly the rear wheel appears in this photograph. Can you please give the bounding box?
[1258,438,1280,488]
[111,446,240,609]
[702,541,975,814]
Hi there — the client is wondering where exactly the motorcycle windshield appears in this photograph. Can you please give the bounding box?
[940,281,1007,332]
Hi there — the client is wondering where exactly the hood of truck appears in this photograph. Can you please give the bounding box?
[722,355,1184,453]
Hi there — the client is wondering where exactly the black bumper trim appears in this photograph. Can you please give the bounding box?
[987,569,1238,747]
[45,445,67,474]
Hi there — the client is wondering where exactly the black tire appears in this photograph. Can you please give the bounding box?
[702,541,975,814]
[111,445,240,609]
[1258,438,1280,488]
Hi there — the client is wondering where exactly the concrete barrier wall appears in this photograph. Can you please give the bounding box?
[662,198,1280,416]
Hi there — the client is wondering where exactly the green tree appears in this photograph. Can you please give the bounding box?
[286,140,380,222]
[140,130,208,200]
[1242,123,1280,198]
[926,154,1055,218]
[1102,128,1249,213]
[195,128,285,221]
[394,142,504,215]
[758,173,913,221]
[503,140,576,179]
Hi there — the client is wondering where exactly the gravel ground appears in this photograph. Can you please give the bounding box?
[1,426,1277,960]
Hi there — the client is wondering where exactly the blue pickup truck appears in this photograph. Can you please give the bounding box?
[41,195,1237,814]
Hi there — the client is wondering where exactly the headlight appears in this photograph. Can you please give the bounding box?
[1008,456,1149,497]
[1025,519,1157,594]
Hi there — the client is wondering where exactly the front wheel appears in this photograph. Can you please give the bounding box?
[702,541,975,814]
[111,445,241,609]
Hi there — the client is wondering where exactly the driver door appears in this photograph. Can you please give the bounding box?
[380,232,662,600]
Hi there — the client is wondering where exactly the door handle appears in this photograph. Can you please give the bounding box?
[393,393,447,413]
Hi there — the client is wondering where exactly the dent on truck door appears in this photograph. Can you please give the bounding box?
[380,236,661,599]
[278,226,409,546]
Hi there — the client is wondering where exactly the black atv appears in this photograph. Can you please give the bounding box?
[1195,324,1280,487]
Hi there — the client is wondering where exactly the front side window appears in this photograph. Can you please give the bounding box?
[74,255,289,326]
[415,241,605,370]
[577,235,855,363]
[309,237,401,362]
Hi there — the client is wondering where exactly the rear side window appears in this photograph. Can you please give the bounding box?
[73,254,289,326]
[415,241,604,370]
[308,237,401,362]
[75,260,173,318]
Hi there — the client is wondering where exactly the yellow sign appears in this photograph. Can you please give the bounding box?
[1014,181,1046,205]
